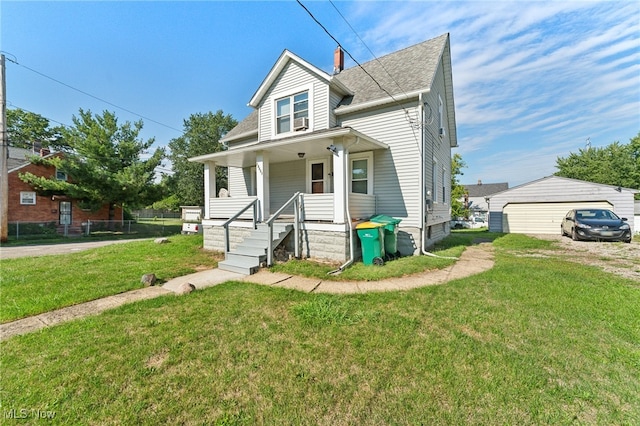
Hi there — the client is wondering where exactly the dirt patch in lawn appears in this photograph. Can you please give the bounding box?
[525,234,640,282]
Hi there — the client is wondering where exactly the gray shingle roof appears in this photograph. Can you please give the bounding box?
[8,147,33,171]
[334,33,449,109]
[464,182,509,197]
[221,109,259,142]
[223,33,450,142]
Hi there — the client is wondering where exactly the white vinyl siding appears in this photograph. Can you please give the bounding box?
[423,64,452,224]
[301,194,334,221]
[329,90,342,128]
[269,159,306,213]
[340,102,422,227]
[228,167,249,197]
[258,61,330,141]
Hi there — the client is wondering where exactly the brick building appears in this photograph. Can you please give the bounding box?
[8,147,122,234]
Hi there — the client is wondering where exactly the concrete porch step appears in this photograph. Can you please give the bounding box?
[225,251,266,264]
[218,222,293,276]
[218,258,260,275]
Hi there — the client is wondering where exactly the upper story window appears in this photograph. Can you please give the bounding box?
[56,168,67,181]
[441,165,446,203]
[276,91,308,134]
[432,158,438,203]
[438,93,445,138]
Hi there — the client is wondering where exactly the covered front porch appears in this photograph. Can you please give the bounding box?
[190,127,388,225]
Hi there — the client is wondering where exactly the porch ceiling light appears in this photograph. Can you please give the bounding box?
[298,152,305,159]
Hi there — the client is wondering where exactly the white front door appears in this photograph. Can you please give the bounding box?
[307,159,329,194]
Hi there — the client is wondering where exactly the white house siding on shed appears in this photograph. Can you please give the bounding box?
[487,176,637,235]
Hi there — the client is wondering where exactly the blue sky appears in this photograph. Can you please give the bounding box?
[2,1,639,187]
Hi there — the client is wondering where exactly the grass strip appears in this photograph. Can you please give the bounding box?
[0,235,221,323]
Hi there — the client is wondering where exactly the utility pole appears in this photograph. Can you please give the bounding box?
[1,54,8,243]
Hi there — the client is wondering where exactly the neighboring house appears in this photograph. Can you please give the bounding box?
[487,176,638,235]
[462,180,508,218]
[7,146,122,235]
[190,33,458,274]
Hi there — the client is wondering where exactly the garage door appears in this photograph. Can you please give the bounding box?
[502,201,613,234]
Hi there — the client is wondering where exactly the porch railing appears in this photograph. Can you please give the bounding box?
[209,196,258,220]
[221,199,259,253]
[207,192,375,224]
[266,192,302,267]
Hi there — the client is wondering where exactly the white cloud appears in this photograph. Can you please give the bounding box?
[340,1,639,185]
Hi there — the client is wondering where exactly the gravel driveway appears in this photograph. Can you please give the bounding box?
[530,234,640,282]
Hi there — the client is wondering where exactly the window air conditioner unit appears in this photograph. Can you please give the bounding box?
[439,127,446,138]
[293,117,309,131]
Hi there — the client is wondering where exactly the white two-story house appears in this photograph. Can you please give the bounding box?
[190,33,458,274]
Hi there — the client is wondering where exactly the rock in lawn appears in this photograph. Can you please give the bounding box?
[141,273,157,287]
[179,282,196,295]
[154,238,169,244]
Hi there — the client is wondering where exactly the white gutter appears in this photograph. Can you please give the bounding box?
[334,89,424,116]
[329,137,360,274]
[220,129,258,145]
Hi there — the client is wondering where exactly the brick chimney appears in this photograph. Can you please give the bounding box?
[333,46,344,74]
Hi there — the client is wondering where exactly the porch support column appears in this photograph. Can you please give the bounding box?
[256,151,270,221]
[332,143,346,223]
[204,162,217,219]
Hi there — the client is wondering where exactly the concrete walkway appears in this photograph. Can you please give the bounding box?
[1,243,493,341]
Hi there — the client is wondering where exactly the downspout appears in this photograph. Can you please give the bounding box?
[329,137,358,274]
[420,93,458,260]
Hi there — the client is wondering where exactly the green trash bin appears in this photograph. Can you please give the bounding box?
[356,221,385,265]
[370,215,402,256]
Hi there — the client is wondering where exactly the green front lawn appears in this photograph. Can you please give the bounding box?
[270,231,503,281]
[0,235,221,323]
[1,234,638,424]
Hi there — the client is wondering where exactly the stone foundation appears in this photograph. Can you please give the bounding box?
[203,223,450,261]
[298,228,353,263]
[202,225,253,252]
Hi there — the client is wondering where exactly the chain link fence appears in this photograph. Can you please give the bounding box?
[6,219,183,241]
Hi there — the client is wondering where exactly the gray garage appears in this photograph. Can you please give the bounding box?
[487,176,638,235]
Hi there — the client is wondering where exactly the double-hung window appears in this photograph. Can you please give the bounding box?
[350,152,373,194]
[276,91,308,134]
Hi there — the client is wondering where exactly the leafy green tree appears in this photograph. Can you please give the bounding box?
[19,109,165,220]
[450,153,468,218]
[151,194,181,212]
[555,132,640,199]
[6,108,63,149]
[167,111,237,206]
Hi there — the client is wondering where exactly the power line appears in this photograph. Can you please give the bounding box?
[328,0,409,98]
[4,56,183,133]
[8,102,72,129]
[296,0,409,113]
